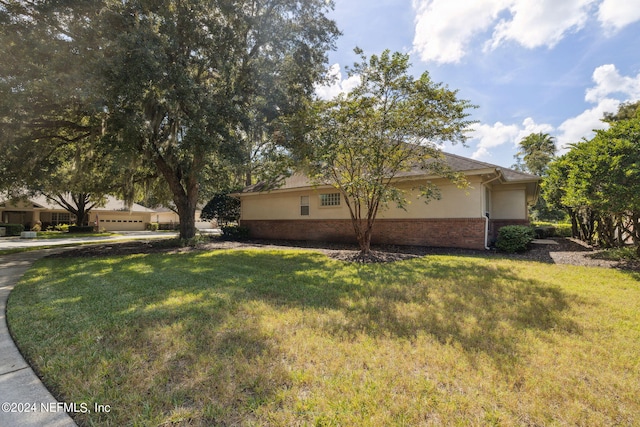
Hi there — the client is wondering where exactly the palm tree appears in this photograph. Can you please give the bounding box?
[513,132,556,176]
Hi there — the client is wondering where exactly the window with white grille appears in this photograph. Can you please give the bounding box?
[319,193,340,207]
[300,196,310,215]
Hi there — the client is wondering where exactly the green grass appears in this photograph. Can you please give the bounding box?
[591,245,640,261]
[7,250,640,426]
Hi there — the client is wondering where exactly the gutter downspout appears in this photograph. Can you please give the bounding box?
[482,169,502,250]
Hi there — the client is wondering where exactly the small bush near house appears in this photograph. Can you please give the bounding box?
[2,224,25,236]
[54,223,70,232]
[68,225,95,233]
[158,223,180,231]
[146,222,159,231]
[221,224,250,240]
[496,225,535,253]
[31,221,42,232]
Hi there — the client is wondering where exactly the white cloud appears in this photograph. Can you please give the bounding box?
[314,64,360,100]
[412,0,508,63]
[471,63,640,159]
[488,0,595,50]
[598,0,640,30]
[517,118,556,140]
[556,98,618,151]
[555,64,640,150]
[412,0,640,64]
[584,64,640,103]
[470,118,555,160]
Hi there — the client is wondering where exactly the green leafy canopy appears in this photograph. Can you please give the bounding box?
[307,49,476,254]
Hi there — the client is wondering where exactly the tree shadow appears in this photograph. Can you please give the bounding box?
[33,250,583,425]
[115,251,581,369]
[323,258,581,369]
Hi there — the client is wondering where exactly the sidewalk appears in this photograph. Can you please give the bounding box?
[0,249,77,427]
[0,230,179,251]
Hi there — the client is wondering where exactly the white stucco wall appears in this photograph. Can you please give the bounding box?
[490,186,528,220]
[240,177,488,221]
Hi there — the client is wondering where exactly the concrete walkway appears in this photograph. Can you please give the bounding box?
[0,249,77,427]
[0,229,221,251]
[0,230,178,250]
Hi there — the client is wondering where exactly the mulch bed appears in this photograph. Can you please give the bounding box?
[48,237,640,271]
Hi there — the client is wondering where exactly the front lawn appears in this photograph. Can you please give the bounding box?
[7,250,640,426]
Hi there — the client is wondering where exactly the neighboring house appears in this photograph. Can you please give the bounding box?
[0,195,156,231]
[151,206,217,230]
[235,152,540,250]
[0,195,215,231]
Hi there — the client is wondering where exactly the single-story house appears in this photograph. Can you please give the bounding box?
[235,152,540,250]
[0,195,214,231]
[151,206,217,230]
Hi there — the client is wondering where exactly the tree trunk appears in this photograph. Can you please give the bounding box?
[177,202,197,240]
[351,218,375,256]
[174,180,198,240]
[349,219,368,255]
[358,228,373,255]
[50,192,95,226]
[569,210,579,238]
[153,158,199,240]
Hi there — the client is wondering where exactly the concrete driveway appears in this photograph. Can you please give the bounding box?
[0,231,177,251]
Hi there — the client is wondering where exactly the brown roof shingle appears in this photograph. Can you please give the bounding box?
[240,151,539,193]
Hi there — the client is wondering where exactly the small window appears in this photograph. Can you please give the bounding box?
[300,196,310,216]
[320,193,340,207]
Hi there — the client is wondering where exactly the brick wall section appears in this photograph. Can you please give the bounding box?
[241,218,488,250]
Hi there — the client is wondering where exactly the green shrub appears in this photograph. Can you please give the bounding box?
[554,223,572,237]
[221,225,250,240]
[2,223,25,236]
[496,225,535,253]
[68,225,95,233]
[31,221,42,232]
[55,223,70,232]
[533,226,554,239]
[159,223,179,231]
[531,222,573,238]
[146,222,159,231]
[202,192,241,225]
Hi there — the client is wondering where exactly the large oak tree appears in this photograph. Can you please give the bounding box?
[1,0,339,239]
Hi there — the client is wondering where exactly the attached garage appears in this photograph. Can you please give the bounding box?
[1,195,155,231]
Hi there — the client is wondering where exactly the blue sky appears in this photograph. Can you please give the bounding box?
[315,0,640,169]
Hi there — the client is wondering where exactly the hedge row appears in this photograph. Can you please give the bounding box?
[0,223,25,236]
[68,225,95,233]
[221,225,250,240]
[532,222,572,238]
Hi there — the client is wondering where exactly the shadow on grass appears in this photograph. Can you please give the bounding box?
[339,258,580,364]
[67,250,580,366]
[11,250,582,426]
